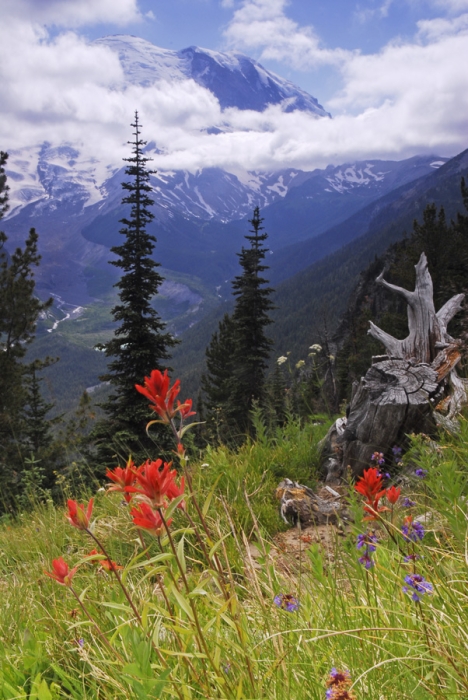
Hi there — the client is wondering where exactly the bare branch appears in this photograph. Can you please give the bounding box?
[368,322,403,357]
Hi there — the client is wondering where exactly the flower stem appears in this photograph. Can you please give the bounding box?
[85,529,142,625]
[69,586,124,663]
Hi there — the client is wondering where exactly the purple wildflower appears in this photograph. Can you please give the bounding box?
[358,552,374,569]
[402,517,425,542]
[403,573,433,601]
[274,593,299,612]
[371,451,385,466]
[357,532,377,552]
[404,553,421,563]
[326,668,355,699]
[402,498,416,508]
[414,469,428,479]
[357,531,377,568]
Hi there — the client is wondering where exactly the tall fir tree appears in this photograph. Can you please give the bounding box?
[96,113,176,463]
[203,207,274,438]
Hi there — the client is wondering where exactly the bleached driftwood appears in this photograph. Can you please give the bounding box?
[321,253,467,479]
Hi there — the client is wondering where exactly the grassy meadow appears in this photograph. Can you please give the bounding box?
[0,415,467,699]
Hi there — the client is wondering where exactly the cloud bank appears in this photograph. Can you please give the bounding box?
[1,0,468,185]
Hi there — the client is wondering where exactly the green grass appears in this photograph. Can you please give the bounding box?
[0,417,467,699]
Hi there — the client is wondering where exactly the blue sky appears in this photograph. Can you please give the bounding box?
[72,0,460,103]
[1,0,468,177]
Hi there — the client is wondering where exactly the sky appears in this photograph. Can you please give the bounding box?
[2,0,468,178]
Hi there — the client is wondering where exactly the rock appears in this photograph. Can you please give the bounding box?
[276,478,348,527]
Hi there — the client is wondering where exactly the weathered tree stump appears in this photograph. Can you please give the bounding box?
[321,253,467,480]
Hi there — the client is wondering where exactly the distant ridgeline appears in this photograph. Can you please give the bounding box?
[334,179,468,403]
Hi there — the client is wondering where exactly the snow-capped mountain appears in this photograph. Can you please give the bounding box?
[5,145,447,228]
[0,35,448,311]
[95,35,330,116]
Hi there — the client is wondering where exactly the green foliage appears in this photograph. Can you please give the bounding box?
[0,153,57,507]
[203,208,275,440]
[1,417,468,698]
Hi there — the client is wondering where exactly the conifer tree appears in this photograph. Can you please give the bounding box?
[201,312,237,438]
[0,152,54,500]
[203,207,274,437]
[22,359,58,455]
[96,113,176,462]
[230,207,274,431]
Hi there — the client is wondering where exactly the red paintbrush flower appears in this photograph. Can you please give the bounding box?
[125,459,178,508]
[106,457,136,503]
[135,369,181,423]
[355,467,388,520]
[130,502,171,536]
[88,549,123,572]
[355,467,386,501]
[67,498,93,530]
[386,485,401,504]
[166,474,186,511]
[44,557,78,586]
[176,398,196,420]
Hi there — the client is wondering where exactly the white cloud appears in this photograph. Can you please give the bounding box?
[223,0,351,69]
[432,0,468,11]
[2,0,141,27]
[417,12,468,40]
[1,0,468,185]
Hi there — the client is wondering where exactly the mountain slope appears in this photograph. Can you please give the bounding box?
[95,35,330,116]
[170,148,468,396]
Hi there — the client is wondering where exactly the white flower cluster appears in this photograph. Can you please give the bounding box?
[277,356,288,365]
[309,344,322,352]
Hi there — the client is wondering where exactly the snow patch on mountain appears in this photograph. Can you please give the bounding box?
[326,164,389,193]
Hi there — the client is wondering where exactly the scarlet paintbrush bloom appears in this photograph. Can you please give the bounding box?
[67,498,93,530]
[88,549,123,572]
[355,467,386,501]
[166,475,186,511]
[130,502,172,536]
[106,457,136,503]
[135,369,181,423]
[176,398,196,420]
[355,467,388,520]
[125,459,178,508]
[386,485,401,504]
[44,557,78,586]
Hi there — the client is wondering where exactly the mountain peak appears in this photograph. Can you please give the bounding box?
[95,35,330,117]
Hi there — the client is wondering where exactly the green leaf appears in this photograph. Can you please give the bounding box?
[178,421,205,439]
[171,587,194,620]
[37,680,53,700]
[125,552,173,572]
[164,495,187,520]
[177,535,186,575]
[208,532,231,559]
[202,475,222,517]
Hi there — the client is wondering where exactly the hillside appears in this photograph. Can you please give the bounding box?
[1,412,467,699]
[171,148,468,398]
